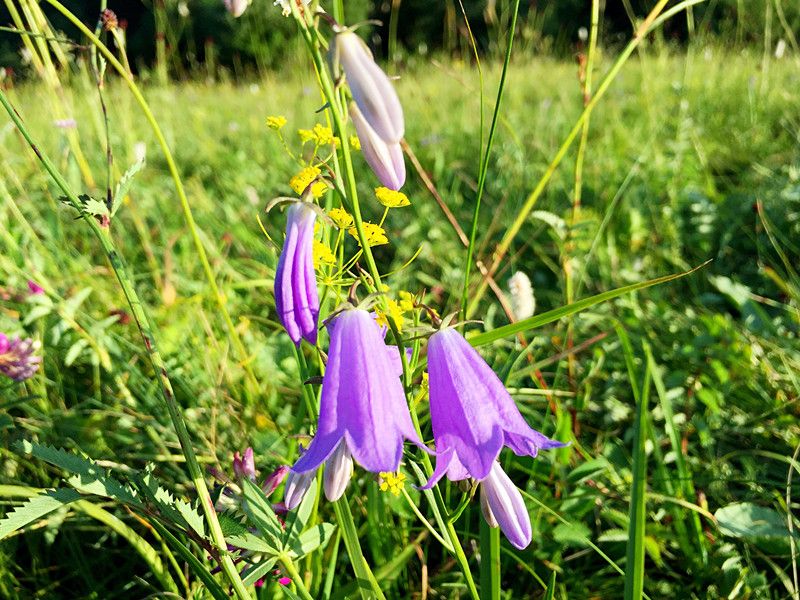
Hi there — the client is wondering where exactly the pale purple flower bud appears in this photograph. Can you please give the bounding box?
[263,465,290,496]
[223,0,249,18]
[232,447,257,482]
[283,469,315,511]
[0,334,41,382]
[335,31,404,143]
[350,103,405,191]
[479,463,532,550]
[274,203,320,345]
[423,327,565,488]
[290,309,427,480]
[323,441,353,502]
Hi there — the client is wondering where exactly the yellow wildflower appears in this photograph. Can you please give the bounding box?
[375,299,405,332]
[328,207,354,229]
[266,115,287,130]
[398,291,415,313]
[375,187,410,208]
[289,166,327,198]
[378,471,406,496]
[312,123,339,147]
[348,222,388,247]
[313,240,336,269]
[298,128,316,144]
[349,135,361,151]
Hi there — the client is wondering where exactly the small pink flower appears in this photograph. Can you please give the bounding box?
[27,280,44,296]
[278,577,291,586]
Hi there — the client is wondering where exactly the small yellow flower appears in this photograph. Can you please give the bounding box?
[375,299,405,332]
[349,135,361,151]
[328,207,354,229]
[298,128,316,144]
[266,115,287,130]
[375,187,410,208]
[398,291,415,313]
[348,222,388,247]
[313,240,336,269]
[312,123,339,147]
[421,372,429,392]
[289,166,327,198]
[378,471,407,496]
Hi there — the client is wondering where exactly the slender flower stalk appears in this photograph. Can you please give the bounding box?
[286,308,426,505]
[0,334,41,381]
[274,202,320,345]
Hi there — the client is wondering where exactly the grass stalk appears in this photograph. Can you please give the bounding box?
[0,89,253,600]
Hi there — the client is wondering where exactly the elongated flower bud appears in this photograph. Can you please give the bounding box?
[263,465,290,496]
[480,463,532,550]
[232,447,257,482]
[323,441,353,502]
[224,0,249,17]
[283,469,315,511]
[335,31,404,143]
[274,203,320,345]
[350,103,405,191]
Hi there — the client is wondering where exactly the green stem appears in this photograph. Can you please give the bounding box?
[0,90,252,600]
[42,0,263,407]
[279,555,315,600]
[479,521,501,600]
[460,0,519,318]
[333,498,387,600]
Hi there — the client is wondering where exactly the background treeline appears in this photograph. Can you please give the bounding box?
[1,0,799,77]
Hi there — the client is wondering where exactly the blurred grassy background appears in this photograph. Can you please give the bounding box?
[1,1,800,598]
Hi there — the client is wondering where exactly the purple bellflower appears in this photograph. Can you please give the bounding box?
[0,334,41,382]
[423,326,565,548]
[286,308,426,506]
[335,31,404,144]
[274,202,320,345]
[350,103,405,190]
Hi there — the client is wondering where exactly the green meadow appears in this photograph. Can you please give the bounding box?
[1,12,800,599]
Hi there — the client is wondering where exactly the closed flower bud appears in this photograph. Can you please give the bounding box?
[283,469,315,511]
[224,0,249,18]
[232,447,257,482]
[480,463,532,550]
[263,465,290,496]
[335,31,404,143]
[323,441,353,502]
[350,103,405,191]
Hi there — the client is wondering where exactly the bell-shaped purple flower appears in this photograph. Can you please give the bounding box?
[424,327,565,488]
[335,31,404,143]
[274,203,320,345]
[0,334,41,382]
[479,462,532,549]
[288,308,426,503]
[350,103,405,191]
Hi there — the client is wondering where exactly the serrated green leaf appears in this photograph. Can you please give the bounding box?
[17,440,139,506]
[64,339,88,366]
[241,556,278,587]
[0,488,82,540]
[287,522,336,558]
[22,304,53,325]
[227,532,278,554]
[111,159,145,217]
[241,478,283,550]
[82,198,109,217]
[552,521,591,547]
[218,512,249,537]
[282,479,316,547]
[174,498,205,536]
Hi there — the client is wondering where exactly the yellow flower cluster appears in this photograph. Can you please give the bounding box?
[378,471,407,496]
[298,124,340,147]
[375,291,415,332]
[349,135,361,151]
[375,187,410,208]
[289,166,327,198]
[348,222,388,247]
[313,240,336,269]
[328,207,354,229]
[266,115,287,130]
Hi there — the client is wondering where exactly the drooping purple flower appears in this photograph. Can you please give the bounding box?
[233,447,257,482]
[286,308,426,504]
[350,103,405,190]
[479,462,532,550]
[334,31,404,143]
[0,334,41,382]
[274,203,320,345]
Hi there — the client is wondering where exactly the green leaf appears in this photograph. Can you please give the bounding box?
[227,532,278,554]
[288,522,336,558]
[552,521,592,547]
[240,478,284,550]
[470,262,710,346]
[111,159,145,217]
[64,339,88,366]
[282,478,316,547]
[61,287,93,321]
[0,488,82,540]
[240,556,278,587]
[715,503,797,539]
[174,497,205,536]
[17,440,139,506]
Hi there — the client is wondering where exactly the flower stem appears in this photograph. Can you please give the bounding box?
[0,89,252,600]
[279,555,315,600]
[333,497,387,600]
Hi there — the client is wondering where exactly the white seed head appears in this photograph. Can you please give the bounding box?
[508,271,535,321]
